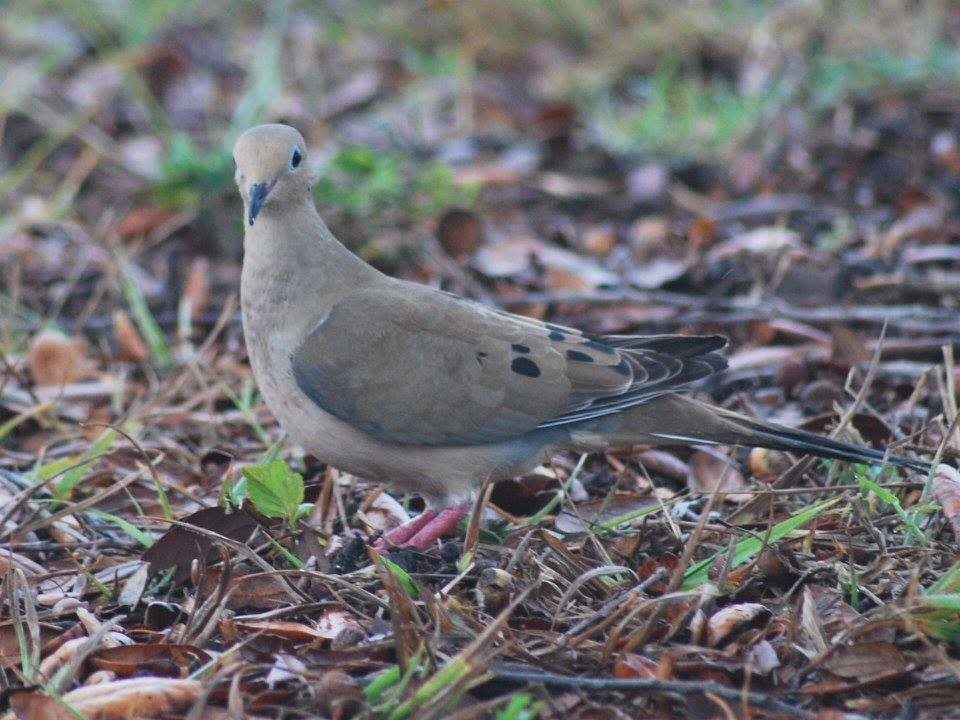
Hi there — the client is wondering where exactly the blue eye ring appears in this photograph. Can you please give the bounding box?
[289,145,303,169]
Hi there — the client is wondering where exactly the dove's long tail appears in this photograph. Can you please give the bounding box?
[568,393,930,473]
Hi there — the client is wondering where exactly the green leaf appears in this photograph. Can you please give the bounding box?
[364,665,402,703]
[54,429,117,500]
[856,466,925,541]
[379,555,420,599]
[682,497,842,589]
[926,560,960,595]
[89,510,153,549]
[241,460,304,527]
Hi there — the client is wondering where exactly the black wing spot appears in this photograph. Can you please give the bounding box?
[566,349,594,363]
[546,325,567,341]
[511,343,530,354]
[613,358,632,376]
[583,339,615,355]
[511,357,541,378]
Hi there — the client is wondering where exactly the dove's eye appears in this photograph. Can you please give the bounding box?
[289,146,303,169]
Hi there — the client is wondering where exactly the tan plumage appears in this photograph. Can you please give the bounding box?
[234,124,929,548]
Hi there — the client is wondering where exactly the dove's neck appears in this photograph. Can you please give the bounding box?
[240,196,378,336]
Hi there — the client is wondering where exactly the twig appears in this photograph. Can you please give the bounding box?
[489,663,815,720]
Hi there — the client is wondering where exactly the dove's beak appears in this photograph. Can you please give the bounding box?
[247,182,272,226]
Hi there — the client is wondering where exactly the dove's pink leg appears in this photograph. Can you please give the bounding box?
[405,504,471,549]
[374,510,438,551]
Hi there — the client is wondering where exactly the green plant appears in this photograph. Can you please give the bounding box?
[239,459,308,529]
[315,145,476,220]
[496,693,543,720]
[682,497,842,589]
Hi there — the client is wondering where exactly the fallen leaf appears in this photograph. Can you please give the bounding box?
[315,609,364,640]
[141,506,258,582]
[555,493,657,534]
[707,226,799,261]
[472,236,618,287]
[613,653,660,679]
[182,256,210,315]
[822,641,908,680]
[687,451,751,501]
[113,310,150,363]
[706,603,770,647]
[627,256,689,289]
[112,206,177,240]
[932,464,960,541]
[750,639,780,675]
[90,644,210,677]
[580,224,618,257]
[436,208,482,260]
[26,329,88,386]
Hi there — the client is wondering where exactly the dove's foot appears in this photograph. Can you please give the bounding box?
[374,509,438,551]
[405,504,470,549]
[374,503,471,551]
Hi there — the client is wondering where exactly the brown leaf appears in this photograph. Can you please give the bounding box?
[64,678,200,719]
[687,215,716,250]
[555,493,657,534]
[580,224,618,257]
[10,679,202,720]
[141,506,258,582]
[232,620,329,642]
[315,610,364,640]
[7,690,71,720]
[747,447,794,481]
[706,603,771,647]
[636,449,689,482]
[613,653,660,679]
[932,464,960,541]
[182,256,210,316]
[687,451,751,501]
[89,644,210,677]
[112,206,177,240]
[436,209,482,260]
[26,329,88,386]
[822,641,908,680]
[112,310,150,363]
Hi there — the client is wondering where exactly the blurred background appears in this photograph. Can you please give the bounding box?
[3,0,960,337]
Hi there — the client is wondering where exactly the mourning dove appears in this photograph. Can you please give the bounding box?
[234,124,930,549]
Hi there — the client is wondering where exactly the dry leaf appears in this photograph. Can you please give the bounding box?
[436,209,482,260]
[706,603,770,647]
[182,256,210,315]
[26,329,88,386]
[112,206,176,240]
[822,641,908,680]
[315,609,364,640]
[581,224,618,257]
[932,464,960,540]
[112,310,150,363]
[708,226,799,260]
[613,653,660,679]
[10,679,201,720]
[687,451,751,501]
[90,644,210,677]
[627,256,689,289]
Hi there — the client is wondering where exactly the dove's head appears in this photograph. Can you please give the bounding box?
[233,124,313,227]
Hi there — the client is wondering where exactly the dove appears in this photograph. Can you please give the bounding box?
[233,124,930,550]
